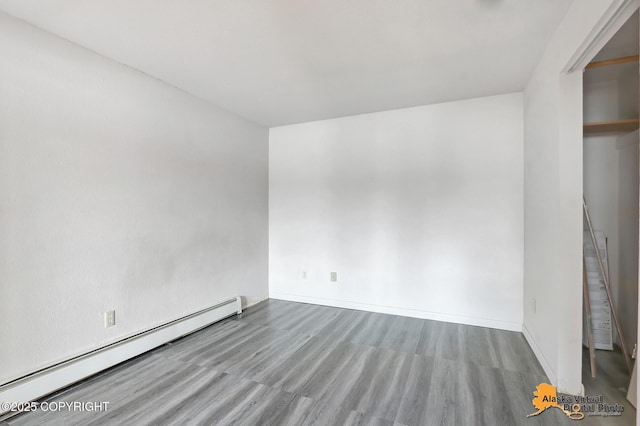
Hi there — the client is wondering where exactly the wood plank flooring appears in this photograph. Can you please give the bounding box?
[5,299,636,425]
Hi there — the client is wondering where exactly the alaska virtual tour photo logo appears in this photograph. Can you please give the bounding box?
[527,383,624,421]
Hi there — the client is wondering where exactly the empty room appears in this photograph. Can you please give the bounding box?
[1,1,639,425]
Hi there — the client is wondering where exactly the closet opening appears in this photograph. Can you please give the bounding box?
[582,10,639,424]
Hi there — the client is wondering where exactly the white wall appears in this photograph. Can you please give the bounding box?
[522,0,623,394]
[269,93,524,330]
[583,78,621,349]
[583,66,639,352]
[616,131,639,354]
[0,12,268,385]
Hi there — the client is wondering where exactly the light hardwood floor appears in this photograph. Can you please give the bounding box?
[5,299,636,425]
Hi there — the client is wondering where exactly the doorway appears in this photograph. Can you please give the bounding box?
[582,10,639,424]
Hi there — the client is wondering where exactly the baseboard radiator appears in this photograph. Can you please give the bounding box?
[0,296,242,417]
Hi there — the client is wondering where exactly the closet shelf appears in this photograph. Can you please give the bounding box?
[586,55,639,69]
[584,118,640,135]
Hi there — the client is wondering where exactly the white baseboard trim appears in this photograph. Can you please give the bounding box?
[0,296,242,416]
[270,292,522,332]
[522,323,557,386]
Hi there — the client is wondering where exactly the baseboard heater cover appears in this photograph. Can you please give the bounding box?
[0,296,242,417]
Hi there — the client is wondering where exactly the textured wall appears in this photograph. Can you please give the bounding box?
[0,12,268,384]
[269,93,524,330]
[522,0,619,394]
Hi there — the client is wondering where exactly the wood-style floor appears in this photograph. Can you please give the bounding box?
[581,345,635,425]
[4,299,636,425]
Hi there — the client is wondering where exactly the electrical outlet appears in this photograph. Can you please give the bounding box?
[104,310,116,328]
[330,272,337,282]
[302,271,308,280]
[532,298,536,314]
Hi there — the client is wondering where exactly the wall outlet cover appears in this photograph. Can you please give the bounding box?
[104,310,116,328]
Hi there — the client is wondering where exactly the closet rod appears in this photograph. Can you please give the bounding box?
[586,55,639,69]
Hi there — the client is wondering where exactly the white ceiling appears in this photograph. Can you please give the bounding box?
[0,0,573,127]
